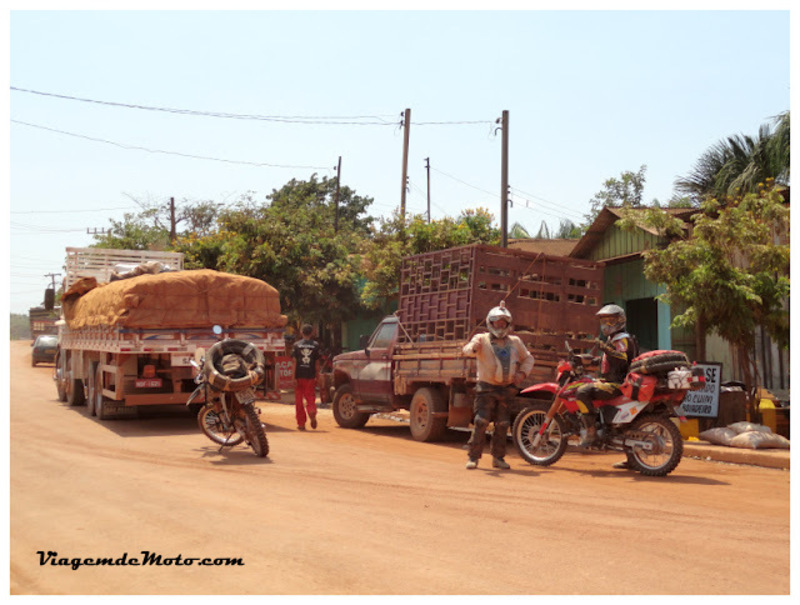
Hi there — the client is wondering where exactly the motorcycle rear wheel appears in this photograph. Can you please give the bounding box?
[197,403,244,446]
[626,414,683,476]
[512,404,568,466]
[243,404,269,458]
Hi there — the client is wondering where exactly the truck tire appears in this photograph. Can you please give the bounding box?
[54,351,68,402]
[86,363,98,416]
[66,377,85,407]
[332,384,369,429]
[409,387,447,442]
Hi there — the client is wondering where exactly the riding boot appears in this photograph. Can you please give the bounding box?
[580,413,597,447]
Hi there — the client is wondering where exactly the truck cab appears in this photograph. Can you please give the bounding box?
[331,316,399,418]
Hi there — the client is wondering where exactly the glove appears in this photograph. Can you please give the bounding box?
[593,338,613,354]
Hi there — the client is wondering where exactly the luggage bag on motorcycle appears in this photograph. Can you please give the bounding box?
[621,372,658,401]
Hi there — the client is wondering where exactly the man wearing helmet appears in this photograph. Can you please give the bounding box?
[576,303,638,450]
[462,301,535,470]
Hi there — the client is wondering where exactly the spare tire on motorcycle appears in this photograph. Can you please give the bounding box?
[203,339,265,392]
[629,350,690,375]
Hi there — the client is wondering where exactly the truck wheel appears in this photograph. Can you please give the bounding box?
[86,363,98,416]
[54,352,68,402]
[332,384,369,429]
[409,387,447,442]
[66,377,86,407]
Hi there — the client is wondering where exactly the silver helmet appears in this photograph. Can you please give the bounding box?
[486,301,513,338]
[596,303,626,336]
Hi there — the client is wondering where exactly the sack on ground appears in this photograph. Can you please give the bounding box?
[728,421,772,435]
[698,427,737,446]
[729,430,790,450]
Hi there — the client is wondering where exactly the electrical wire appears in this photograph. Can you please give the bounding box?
[11,120,332,170]
[11,86,400,126]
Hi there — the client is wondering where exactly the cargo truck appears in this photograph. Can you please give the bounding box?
[53,247,286,419]
[331,244,604,441]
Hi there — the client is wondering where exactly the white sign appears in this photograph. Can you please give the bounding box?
[171,353,194,367]
[681,362,722,418]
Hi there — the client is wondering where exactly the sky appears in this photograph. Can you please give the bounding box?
[4,5,793,316]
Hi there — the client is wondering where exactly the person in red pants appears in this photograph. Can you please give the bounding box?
[292,324,321,430]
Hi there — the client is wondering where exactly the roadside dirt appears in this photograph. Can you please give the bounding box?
[8,341,790,595]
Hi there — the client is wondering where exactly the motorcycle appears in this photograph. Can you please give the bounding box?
[187,326,269,457]
[512,341,704,476]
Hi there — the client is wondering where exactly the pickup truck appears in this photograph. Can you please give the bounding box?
[331,244,605,441]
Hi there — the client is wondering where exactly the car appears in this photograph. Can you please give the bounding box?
[31,334,58,366]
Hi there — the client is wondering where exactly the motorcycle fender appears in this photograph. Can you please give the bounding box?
[186,385,204,406]
[519,382,559,396]
[610,401,645,425]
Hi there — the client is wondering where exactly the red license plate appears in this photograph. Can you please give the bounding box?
[135,378,163,388]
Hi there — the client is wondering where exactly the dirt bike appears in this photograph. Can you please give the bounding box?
[512,341,705,476]
[187,327,269,457]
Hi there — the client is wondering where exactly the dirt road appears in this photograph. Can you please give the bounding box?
[8,340,790,595]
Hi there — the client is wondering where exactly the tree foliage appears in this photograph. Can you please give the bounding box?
[639,182,789,390]
[585,164,648,224]
[674,112,790,204]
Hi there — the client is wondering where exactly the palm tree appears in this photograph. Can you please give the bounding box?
[675,112,790,204]
[509,222,531,239]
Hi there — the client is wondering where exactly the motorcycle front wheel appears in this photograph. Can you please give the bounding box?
[243,404,269,458]
[197,403,244,446]
[512,404,568,466]
[626,414,683,477]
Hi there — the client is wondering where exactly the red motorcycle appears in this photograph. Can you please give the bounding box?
[512,342,704,476]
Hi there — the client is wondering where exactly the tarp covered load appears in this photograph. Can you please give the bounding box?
[62,269,287,330]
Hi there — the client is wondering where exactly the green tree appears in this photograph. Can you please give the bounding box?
[585,165,648,227]
[674,112,790,204]
[510,221,532,239]
[175,177,372,336]
[637,183,788,397]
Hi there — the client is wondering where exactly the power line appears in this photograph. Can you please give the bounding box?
[11,120,332,170]
[11,206,138,215]
[11,87,493,127]
[11,86,400,126]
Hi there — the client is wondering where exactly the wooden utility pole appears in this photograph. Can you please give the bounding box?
[400,108,411,218]
[425,157,431,223]
[499,110,509,248]
[334,156,342,233]
[169,197,177,244]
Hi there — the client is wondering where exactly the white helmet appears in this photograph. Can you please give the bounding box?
[486,301,513,338]
[596,304,626,336]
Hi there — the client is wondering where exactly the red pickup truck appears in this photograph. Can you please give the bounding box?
[330,244,605,441]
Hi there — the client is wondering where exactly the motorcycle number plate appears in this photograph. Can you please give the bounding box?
[135,378,163,388]
[235,389,256,404]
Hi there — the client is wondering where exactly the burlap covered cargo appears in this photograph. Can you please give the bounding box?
[62,269,287,330]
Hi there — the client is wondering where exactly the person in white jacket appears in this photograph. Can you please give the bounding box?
[462,302,534,470]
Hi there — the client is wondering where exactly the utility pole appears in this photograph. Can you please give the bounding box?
[400,108,411,218]
[334,156,342,233]
[424,157,431,223]
[169,197,177,244]
[499,110,509,247]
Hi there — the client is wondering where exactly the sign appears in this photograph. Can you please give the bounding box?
[274,356,294,390]
[681,362,722,418]
[170,353,194,367]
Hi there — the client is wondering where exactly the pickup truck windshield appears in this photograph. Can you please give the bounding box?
[370,322,398,349]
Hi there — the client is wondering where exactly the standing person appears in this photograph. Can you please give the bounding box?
[576,304,639,452]
[292,324,321,431]
[462,302,535,470]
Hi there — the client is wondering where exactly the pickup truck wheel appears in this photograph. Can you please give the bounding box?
[410,387,447,442]
[332,384,369,429]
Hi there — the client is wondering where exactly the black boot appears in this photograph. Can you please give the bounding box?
[580,414,597,447]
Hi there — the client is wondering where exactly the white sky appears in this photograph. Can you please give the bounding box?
[4,4,793,315]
